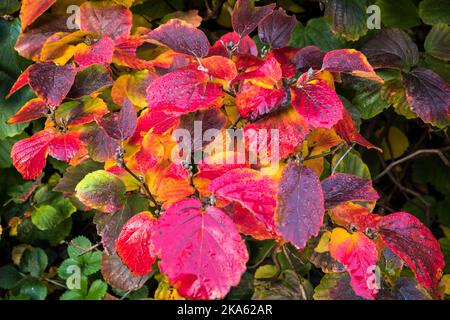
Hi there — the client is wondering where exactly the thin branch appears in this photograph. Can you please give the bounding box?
[302,142,345,161]
[282,245,308,300]
[120,162,159,211]
[247,243,277,270]
[222,88,236,98]
[374,147,450,181]
[331,143,355,174]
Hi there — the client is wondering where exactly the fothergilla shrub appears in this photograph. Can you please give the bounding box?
[1,0,449,300]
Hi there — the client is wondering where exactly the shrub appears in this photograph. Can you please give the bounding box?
[0,0,449,300]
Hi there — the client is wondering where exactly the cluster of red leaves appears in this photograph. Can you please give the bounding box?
[8,0,445,300]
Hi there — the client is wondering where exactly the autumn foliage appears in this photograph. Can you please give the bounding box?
[1,0,449,300]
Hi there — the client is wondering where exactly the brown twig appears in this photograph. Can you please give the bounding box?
[374,148,450,181]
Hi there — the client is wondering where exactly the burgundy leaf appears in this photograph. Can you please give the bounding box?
[321,173,379,209]
[99,99,137,140]
[377,212,445,289]
[275,162,325,249]
[402,68,450,128]
[258,8,297,49]
[28,62,76,106]
[362,28,419,70]
[146,19,210,58]
[232,0,275,38]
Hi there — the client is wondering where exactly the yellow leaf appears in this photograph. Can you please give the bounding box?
[255,265,278,280]
[376,126,409,160]
[315,231,331,253]
[442,275,450,295]
[154,275,185,300]
[8,217,22,236]
[12,244,33,266]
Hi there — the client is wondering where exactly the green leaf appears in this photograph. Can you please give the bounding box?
[413,155,450,195]
[439,237,450,274]
[59,290,84,300]
[419,0,450,25]
[0,71,35,139]
[18,278,47,300]
[350,78,388,119]
[0,135,22,168]
[68,236,92,259]
[66,236,101,276]
[31,197,76,230]
[253,270,312,300]
[289,18,346,51]
[375,0,420,29]
[58,258,80,280]
[54,160,104,194]
[255,265,278,280]
[432,197,450,227]
[332,150,371,179]
[313,272,362,300]
[424,23,450,61]
[424,54,450,83]
[17,218,72,246]
[0,19,28,78]
[75,170,126,213]
[0,0,20,15]
[382,78,417,119]
[19,248,48,278]
[0,266,24,289]
[324,0,368,41]
[86,280,108,300]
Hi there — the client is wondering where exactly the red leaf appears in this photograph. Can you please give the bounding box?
[153,198,248,299]
[321,173,379,209]
[146,67,223,115]
[233,56,282,87]
[20,0,56,30]
[275,162,325,249]
[209,32,257,57]
[99,99,137,140]
[146,19,210,58]
[48,132,84,162]
[329,228,379,300]
[224,203,278,240]
[201,56,238,82]
[129,109,179,144]
[112,36,153,70]
[7,98,48,124]
[79,1,132,40]
[74,37,115,68]
[209,168,277,232]
[377,212,445,289]
[291,77,344,129]
[244,107,309,159]
[232,0,275,38]
[334,108,381,151]
[116,212,157,276]
[236,84,287,120]
[403,68,450,128]
[322,49,383,82]
[329,203,381,232]
[7,68,31,99]
[258,8,297,49]
[269,47,300,78]
[11,129,55,180]
[28,62,76,106]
